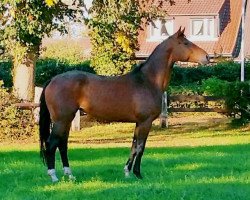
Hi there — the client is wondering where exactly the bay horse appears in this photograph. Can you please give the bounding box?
[39,28,209,182]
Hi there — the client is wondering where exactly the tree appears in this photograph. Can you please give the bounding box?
[0,0,190,100]
[86,0,190,76]
[0,0,76,101]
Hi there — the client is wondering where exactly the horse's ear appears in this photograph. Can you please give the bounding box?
[174,27,183,38]
[181,27,185,34]
[177,26,185,38]
[177,26,182,34]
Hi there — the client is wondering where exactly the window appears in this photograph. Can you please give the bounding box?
[191,18,215,40]
[149,19,174,41]
[192,20,204,36]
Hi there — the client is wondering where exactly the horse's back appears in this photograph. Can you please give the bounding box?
[45,70,161,123]
[80,72,161,122]
[79,72,138,121]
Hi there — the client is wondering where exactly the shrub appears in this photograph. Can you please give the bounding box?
[201,77,229,96]
[0,81,36,141]
[201,78,250,125]
[223,81,250,125]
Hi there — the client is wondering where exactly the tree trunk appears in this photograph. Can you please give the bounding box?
[13,51,37,102]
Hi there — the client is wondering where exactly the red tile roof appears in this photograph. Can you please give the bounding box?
[163,0,225,15]
[213,0,242,55]
[137,0,243,58]
[244,1,250,58]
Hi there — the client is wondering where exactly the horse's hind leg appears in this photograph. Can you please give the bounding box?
[46,120,72,182]
[46,124,60,182]
[58,129,76,181]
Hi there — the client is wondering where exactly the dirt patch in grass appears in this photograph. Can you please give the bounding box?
[167,112,226,126]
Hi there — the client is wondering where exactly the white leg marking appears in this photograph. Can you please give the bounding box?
[47,169,59,182]
[124,165,130,177]
[63,167,76,181]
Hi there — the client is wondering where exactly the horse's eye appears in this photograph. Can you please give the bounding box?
[184,42,188,46]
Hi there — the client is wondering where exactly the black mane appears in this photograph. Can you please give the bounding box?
[131,62,146,73]
[131,41,165,74]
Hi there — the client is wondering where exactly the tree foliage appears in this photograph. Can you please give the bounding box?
[86,0,160,75]
[0,0,79,101]
[0,0,76,63]
[86,0,190,75]
[0,0,191,78]
[87,1,141,75]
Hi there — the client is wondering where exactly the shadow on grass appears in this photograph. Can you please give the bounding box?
[0,143,250,199]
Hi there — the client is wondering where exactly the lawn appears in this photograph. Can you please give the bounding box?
[0,114,250,200]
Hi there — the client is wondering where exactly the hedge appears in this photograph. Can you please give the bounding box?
[0,59,95,87]
[170,61,250,86]
[35,59,95,86]
[0,60,249,88]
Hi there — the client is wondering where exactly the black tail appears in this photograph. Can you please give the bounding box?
[39,81,51,164]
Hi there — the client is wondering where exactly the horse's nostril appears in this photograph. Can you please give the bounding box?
[206,55,210,61]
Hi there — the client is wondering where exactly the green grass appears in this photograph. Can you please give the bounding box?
[1,115,250,200]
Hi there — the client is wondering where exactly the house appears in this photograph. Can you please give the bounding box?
[243,0,250,59]
[136,0,246,60]
[44,0,249,62]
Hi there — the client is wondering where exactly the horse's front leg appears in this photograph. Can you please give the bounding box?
[133,120,152,179]
[124,120,152,179]
[124,135,137,177]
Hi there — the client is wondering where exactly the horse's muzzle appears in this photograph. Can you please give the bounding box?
[199,54,210,65]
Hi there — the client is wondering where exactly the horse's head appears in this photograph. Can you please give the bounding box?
[168,27,210,65]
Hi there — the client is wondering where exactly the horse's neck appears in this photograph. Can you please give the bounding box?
[141,42,174,92]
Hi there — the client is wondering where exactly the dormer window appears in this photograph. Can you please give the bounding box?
[190,18,216,41]
[148,19,174,41]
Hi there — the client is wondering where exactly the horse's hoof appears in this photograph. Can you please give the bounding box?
[68,174,76,181]
[125,172,130,178]
[63,167,76,181]
[48,169,59,183]
[133,172,143,179]
[51,176,59,183]
[63,167,72,175]
[124,165,130,178]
